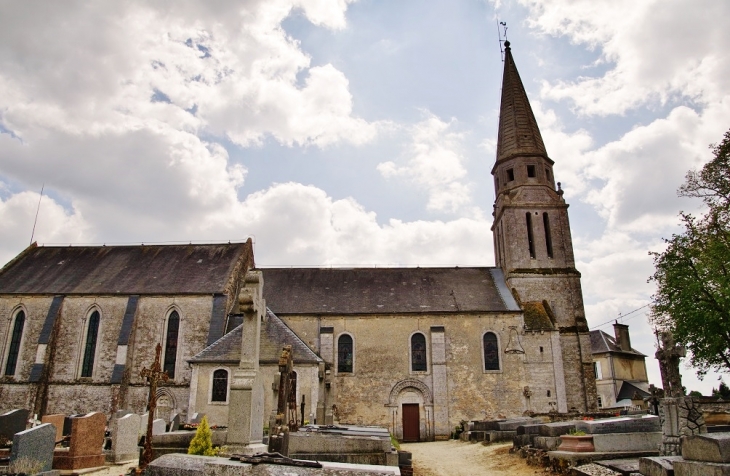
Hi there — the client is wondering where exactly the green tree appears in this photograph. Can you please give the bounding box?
[650,129,730,377]
[713,381,730,399]
[187,416,217,456]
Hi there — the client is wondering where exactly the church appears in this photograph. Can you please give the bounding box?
[0,42,597,441]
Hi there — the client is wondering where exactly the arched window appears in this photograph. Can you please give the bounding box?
[483,332,500,371]
[211,369,228,402]
[164,311,180,379]
[337,334,353,373]
[526,212,536,258]
[81,310,100,377]
[543,212,554,258]
[411,333,427,372]
[4,310,25,376]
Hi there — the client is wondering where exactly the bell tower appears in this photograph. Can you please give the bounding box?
[491,41,597,412]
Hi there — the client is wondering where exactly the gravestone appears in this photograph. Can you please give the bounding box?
[115,409,132,419]
[140,412,149,435]
[63,414,84,437]
[672,432,730,475]
[9,423,56,473]
[0,408,29,442]
[189,413,206,424]
[152,419,166,435]
[169,413,181,432]
[41,414,65,443]
[575,415,661,434]
[226,270,267,454]
[109,413,141,464]
[53,412,106,470]
[659,397,706,455]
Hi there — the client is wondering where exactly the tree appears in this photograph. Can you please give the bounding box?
[650,129,730,377]
[713,381,730,399]
[187,416,217,456]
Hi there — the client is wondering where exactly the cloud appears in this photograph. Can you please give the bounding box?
[519,0,730,115]
[377,113,472,213]
[0,190,91,264]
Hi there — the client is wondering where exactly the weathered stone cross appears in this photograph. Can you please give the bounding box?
[139,343,169,470]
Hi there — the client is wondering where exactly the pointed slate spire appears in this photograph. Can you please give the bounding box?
[496,41,547,162]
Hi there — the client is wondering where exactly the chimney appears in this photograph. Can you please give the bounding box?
[613,322,632,351]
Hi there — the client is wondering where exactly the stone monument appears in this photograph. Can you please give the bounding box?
[226,270,267,454]
[9,423,56,473]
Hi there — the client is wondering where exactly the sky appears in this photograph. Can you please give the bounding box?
[1,0,729,395]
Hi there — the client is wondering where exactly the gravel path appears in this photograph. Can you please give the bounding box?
[400,440,541,476]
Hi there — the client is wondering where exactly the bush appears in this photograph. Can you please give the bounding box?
[187,416,218,456]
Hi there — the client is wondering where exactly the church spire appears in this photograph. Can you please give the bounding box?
[496,41,547,162]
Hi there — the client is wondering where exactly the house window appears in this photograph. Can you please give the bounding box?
[483,332,500,371]
[211,369,228,402]
[526,212,536,258]
[527,165,536,177]
[337,334,353,373]
[545,168,551,181]
[411,333,427,372]
[593,361,602,380]
[4,310,25,376]
[543,212,553,258]
[507,168,515,182]
[81,310,100,378]
[598,396,603,408]
[164,311,180,379]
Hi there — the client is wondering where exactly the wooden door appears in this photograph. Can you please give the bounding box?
[402,404,420,442]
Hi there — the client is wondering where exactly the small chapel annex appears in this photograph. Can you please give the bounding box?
[0,42,597,441]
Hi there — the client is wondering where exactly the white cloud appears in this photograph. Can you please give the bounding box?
[377,113,472,213]
[520,0,730,115]
[0,190,91,265]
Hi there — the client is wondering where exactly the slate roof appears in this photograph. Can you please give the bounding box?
[261,267,520,315]
[189,309,321,365]
[617,381,651,400]
[590,329,646,356]
[0,242,252,295]
[496,41,549,163]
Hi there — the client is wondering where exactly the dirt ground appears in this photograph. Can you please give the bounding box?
[400,440,541,476]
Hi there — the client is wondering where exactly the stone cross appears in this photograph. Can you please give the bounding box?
[139,343,169,469]
[655,331,686,398]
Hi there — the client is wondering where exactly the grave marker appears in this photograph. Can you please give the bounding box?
[9,423,56,473]
[109,413,141,464]
[0,408,29,442]
[53,412,106,470]
[41,413,65,443]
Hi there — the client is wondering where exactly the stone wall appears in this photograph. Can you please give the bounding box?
[0,293,229,419]
[188,362,320,428]
[280,312,560,439]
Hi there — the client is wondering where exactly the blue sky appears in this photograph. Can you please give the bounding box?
[1,0,729,394]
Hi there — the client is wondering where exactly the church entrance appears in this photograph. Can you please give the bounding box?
[402,404,420,442]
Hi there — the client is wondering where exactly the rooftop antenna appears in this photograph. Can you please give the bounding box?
[30,183,44,245]
[497,21,508,62]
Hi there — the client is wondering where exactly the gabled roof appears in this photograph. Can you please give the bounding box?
[590,329,646,357]
[496,41,548,163]
[189,309,321,365]
[261,267,520,315]
[0,242,253,295]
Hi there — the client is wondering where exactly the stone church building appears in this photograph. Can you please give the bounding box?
[0,42,597,441]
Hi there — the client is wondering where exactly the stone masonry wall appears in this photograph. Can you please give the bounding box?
[281,312,559,438]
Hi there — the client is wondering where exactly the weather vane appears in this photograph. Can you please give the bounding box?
[497,21,508,62]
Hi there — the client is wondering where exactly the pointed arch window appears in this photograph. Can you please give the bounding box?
[81,310,100,377]
[526,212,536,258]
[543,212,554,258]
[483,332,500,371]
[337,334,353,373]
[211,369,228,402]
[411,333,427,372]
[164,311,180,379]
[4,310,25,376]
